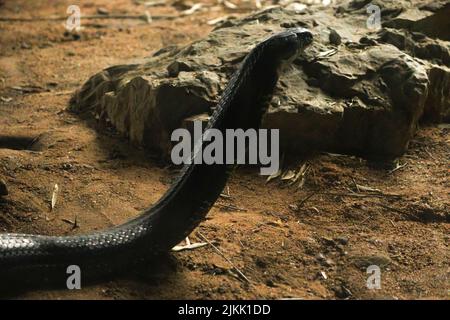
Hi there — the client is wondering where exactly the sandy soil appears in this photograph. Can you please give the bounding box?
[0,0,448,299]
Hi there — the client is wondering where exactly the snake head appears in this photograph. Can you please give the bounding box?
[262,27,314,64]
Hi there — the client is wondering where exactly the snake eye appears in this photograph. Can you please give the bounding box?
[293,29,313,47]
[300,31,313,46]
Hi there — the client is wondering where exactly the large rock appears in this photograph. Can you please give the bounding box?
[382,1,450,41]
[70,2,450,159]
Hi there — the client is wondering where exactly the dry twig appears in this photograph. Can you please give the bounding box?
[197,232,251,284]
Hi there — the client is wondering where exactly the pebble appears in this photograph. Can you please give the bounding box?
[335,236,349,245]
[265,279,276,287]
[0,178,8,196]
[97,7,109,15]
[321,236,335,246]
[316,253,335,267]
[329,28,342,45]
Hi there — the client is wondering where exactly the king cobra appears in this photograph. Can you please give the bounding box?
[0,28,313,288]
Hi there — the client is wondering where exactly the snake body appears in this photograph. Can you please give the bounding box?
[0,28,312,288]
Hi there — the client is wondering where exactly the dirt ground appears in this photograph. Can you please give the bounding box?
[0,0,448,299]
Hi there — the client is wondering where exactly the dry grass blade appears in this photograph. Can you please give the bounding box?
[316,48,338,59]
[207,15,230,25]
[355,184,382,193]
[197,232,251,284]
[216,203,247,211]
[51,184,59,211]
[389,162,408,174]
[61,216,79,229]
[181,3,203,16]
[297,191,317,208]
[266,168,282,183]
[324,191,402,198]
[223,0,238,9]
[134,0,167,6]
[295,163,309,189]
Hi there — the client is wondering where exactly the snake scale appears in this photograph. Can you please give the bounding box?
[0,28,313,289]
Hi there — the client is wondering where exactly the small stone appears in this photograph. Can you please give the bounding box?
[64,31,81,41]
[72,33,81,41]
[255,257,268,269]
[334,285,352,299]
[318,271,327,280]
[265,279,277,287]
[97,7,109,15]
[217,286,227,294]
[0,178,8,196]
[321,236,335,246]
[167,61,192,77]
[329,29,342,45]
[315,253,326,261]
[324,258,335,267]
[21,42,31,49]
[316,253,334,267]
[62,163,74,170]
[286,3,307,13]
[335,236,349,245]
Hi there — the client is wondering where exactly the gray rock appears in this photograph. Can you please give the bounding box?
[70,5,450,159]
[383,2,450,41]
[351,254,392,269]
[377,28,450,67]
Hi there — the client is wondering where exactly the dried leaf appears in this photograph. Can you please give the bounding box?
[281,170,296,181]
[266,168,282,183]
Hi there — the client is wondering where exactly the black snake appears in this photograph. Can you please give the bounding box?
[0,28,313,289]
